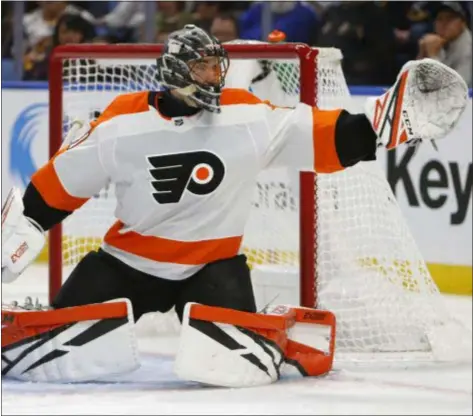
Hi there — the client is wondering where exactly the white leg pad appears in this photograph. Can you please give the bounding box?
[2,299,140,383]
[174,303,283,388]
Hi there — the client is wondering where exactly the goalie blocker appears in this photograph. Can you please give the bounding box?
[2,300,335,387]
[1,188,45,283]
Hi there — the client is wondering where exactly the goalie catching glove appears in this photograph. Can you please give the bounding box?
[1,188,45,283]
[365,58,468,150]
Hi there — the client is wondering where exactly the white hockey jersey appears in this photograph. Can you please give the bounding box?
[32,89,343,280]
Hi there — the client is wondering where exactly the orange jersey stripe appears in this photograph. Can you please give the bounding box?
[312,108,343,173]
[32,92,151,212]
[104,221,243,265]
[31,161,89,212]
[221,88,279,109]
[89,91,150,129]
[221,88,265,106]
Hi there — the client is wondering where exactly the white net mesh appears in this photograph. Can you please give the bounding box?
[58,45,469,363]
[403,59,468,142]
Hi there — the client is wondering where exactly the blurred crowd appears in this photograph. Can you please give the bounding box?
[1,1,472,86]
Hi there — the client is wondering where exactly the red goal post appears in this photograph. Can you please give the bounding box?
[48,43,319,307]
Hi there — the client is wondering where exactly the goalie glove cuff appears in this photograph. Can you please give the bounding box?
[1,188,45,282]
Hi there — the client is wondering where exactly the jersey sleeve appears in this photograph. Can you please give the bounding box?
[261,103,344,173]
[220,88,344,174]
[31,126,109,212]
[31,91,150,213]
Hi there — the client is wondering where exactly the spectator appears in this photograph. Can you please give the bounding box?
[95,1,145,28]
[239,1,319,45]
[74,1,115,20]
[23,13,95,81]
[23,1,93,49]
[317,1,397,86]
[22,25,52,81]
[94,1,145,42]
[54,12,95,45]
[156,1,194,42]
[2,2,14,58]
[91,33,121,45]
[418,2,472,86]
[210,13,240,43]
[156,30,172,44]
[388,2,434,72]
[193,1,222,33]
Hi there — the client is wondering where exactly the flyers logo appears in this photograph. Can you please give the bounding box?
[147,151,225,204]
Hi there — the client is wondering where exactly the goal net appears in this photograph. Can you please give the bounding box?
[49,43,469,363]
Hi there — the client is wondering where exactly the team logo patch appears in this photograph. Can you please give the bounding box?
[147,151,225,204]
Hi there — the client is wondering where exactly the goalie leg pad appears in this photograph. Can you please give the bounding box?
[174,303,288,388]
[275,306,336,377]
[1,299,140,383]
[174,303,337,387]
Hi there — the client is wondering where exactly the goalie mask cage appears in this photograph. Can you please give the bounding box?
[48,43,469,364]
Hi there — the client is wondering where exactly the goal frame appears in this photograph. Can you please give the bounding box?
[48,43,320,306]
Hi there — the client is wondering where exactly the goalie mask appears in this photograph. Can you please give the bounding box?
[156,25,229,113]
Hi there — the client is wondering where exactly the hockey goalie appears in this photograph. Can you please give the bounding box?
[1,25,468,387]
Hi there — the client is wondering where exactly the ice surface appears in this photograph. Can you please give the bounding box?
[2,265,471,415]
